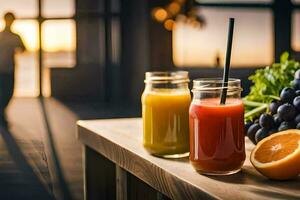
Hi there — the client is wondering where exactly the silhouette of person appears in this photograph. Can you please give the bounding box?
[0,12,25,127]
[214,51,221,68]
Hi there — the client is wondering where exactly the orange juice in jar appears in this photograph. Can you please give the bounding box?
[142,71,191,158]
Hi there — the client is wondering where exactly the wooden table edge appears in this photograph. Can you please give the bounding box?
[77,123,221,200]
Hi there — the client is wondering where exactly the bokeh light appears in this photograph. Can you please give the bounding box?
[164,19,175,31]
[152,7,168,22]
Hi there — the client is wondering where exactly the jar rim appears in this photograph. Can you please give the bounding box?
[192,78,242,91]
[193,78,240,83]
[145,71,189,84]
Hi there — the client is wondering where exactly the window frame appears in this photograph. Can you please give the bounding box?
[14,0,77,96]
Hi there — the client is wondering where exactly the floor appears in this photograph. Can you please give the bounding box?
[2,98,81,200]
[1,97,140,200]
[0,127,53,200]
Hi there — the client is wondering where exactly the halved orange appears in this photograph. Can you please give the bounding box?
[250,129,300,180]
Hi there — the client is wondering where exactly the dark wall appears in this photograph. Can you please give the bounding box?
[51,0,106,100]
[120,0,150,105]
[148,0,174,70]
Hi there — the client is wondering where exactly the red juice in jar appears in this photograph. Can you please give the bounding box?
[189,79,245,175]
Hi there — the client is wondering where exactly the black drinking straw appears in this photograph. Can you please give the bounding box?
[220,18,235,105]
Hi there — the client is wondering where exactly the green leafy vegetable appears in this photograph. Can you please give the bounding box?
[245,52,299,103]
[244,52,300,120]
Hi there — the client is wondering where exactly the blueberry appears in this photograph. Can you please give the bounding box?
[278,121,296,131]
[296,90,300,96]
[247,123,261,144]
[269,100,282,115]
[295,114,300,124]
[293,96,300,111]
[255,128,270,143]
[259,113,275,129]
[273,114,282,127]
[245,121,253,135]
[295,69,300,79]
[277,103,297,121]
[280,87,296,103]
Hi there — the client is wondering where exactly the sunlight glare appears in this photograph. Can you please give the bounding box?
[42,20,76,52]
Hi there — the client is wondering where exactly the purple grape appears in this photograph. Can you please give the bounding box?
[255,128,270,143]
[259,113,275,129]
[280,87,296,103]
[293,96,300,111]
[297,122,300,129]
[268,128,278,135]
[247,123,260,144]
[292,79,300,90]
[273,114,283,127]
[295,69,300,79]
[278,121,296,131]
[295,114,300,124]
[245,121,253,135]
[269,100,282,115]
[277,103,297,121]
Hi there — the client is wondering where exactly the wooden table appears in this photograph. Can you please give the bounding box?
[77,118,300,200]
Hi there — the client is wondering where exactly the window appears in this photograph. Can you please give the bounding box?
[173,8,273,67]
[0,0,76,97]
[12,20,39,96]
[0,0,38,18]
[42,0,75,17]
[292,11,300,51]
[42,20,76,68]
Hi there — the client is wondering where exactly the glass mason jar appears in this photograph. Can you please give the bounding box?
[189,78,245,175]
[142,71,191,158]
